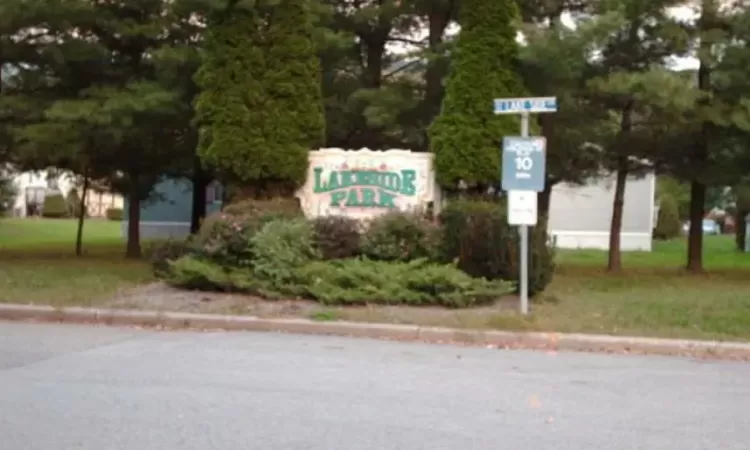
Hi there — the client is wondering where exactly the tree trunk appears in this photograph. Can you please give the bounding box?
[424,2,454,119]
[735,209,747,252]
[607,101,634,272]
[608,157,628,272]
[686,181,706,271]
[74,175,90,257]
[687,0,716,272]
[537,180,553,231]
[126,182,141,259]
[420,2,455,151]
[190,157,209,234]
[364,35,386,89]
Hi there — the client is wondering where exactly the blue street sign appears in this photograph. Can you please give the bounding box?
[502,137,546,192]
[494,97,557,115]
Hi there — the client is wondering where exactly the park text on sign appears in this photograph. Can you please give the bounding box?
[313,165,417,208]
[501,137,546,192]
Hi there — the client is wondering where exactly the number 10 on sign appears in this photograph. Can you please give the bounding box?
[502,136,546,192]
[515,155,533,171]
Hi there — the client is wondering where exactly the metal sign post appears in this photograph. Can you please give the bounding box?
[494,97,556,315]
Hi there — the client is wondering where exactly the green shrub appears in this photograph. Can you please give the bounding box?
[439,199,555,297]
[166,255,276,295]
[222,197,302,219]
[361,211,440,262]
[42,194,68,218]
[250,218,319,289]
[295,258,512,308]
[311,216,362,260]
[527,225,556,296]
[0,176,16,214]
[145,239,195,277]
[166,255,235,291]
[166,255,513,308]
[66,189,84,218]
[105,207,123,221]
[190,199,303,268]
[654,194,681,240]
[192,212,259,267]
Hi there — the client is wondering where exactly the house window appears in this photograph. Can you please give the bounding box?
[205,181,223,204]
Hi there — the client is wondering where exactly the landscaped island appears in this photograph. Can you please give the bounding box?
[155,198,553,308]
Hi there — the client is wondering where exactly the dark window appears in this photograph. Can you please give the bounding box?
[206,181,223,203]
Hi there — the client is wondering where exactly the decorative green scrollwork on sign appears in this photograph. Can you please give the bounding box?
[313,166,417,208]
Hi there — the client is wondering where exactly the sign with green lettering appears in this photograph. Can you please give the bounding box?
[313,165,417,208]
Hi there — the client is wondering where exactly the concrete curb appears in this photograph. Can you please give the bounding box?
[2,303,750,359]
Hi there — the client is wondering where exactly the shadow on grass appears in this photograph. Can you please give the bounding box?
[0,243,127,260]
[0,242,153,307]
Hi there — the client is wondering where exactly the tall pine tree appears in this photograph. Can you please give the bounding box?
[195,0,324,197]
[585,0,690,271]
[428,0,525,190]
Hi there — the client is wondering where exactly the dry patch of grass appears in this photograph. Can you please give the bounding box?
[0,256,152,307]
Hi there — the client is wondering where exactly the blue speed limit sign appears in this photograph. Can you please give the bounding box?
[501,136,546,192]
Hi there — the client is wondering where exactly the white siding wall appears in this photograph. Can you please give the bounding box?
[548,172,656,251]
[10,171,74,217]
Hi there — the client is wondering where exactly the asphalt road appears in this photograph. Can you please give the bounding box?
[1,322,749,450]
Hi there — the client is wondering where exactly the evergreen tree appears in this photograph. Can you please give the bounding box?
[6,0,197,258]
[584,0,690,271]
[0,173,16,214]
[195,0,324,196]
[518,9,616,224]
[682,0,750,270]
[428,0,525,190]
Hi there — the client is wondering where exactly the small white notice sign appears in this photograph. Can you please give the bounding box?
[508,190,537,226]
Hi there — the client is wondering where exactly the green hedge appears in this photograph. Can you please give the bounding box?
[42,194,68,218]
[311,216,362,260]
[66,189,83,218]
[361,211,440,262]
[167,255,512,308]
[438,199,555,296]
[105,208,123,221]
[654,194,681,240]
[154,198,554,308]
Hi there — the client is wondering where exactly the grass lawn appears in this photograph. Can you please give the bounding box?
[0,217,123,252]
[557,235,750,270]
[330,236,750,341]
[535,235,750,340]
[0,218,152,306]
[2,217,750,342]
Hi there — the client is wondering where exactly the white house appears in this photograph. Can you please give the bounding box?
[548,172,656,251]
[8,170,75,217]
[5,168,123,218]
